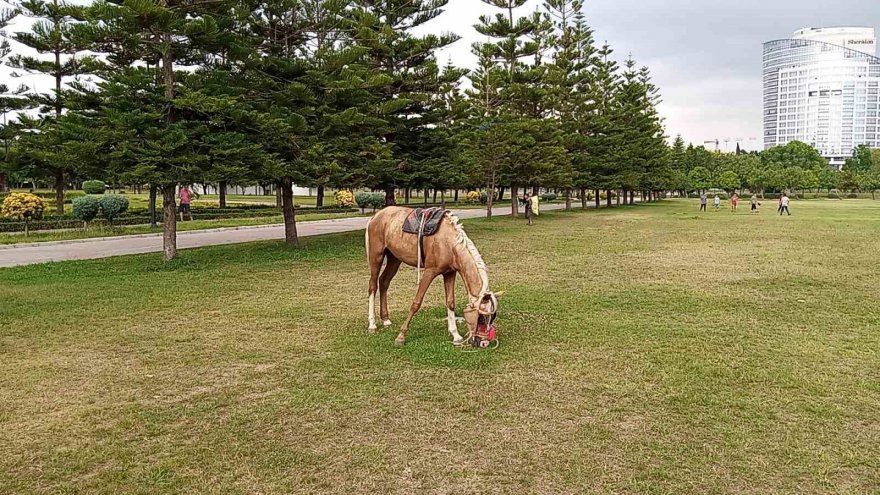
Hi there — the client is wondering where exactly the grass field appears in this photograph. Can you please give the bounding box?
[1,200,878,494]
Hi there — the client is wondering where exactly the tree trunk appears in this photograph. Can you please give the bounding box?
[316,185,324,208]
[275,187,282,209]
[631,191,635,204]
[532,185,539,195]
[486,172,496,218]
[565,188,572,210]
[54,169,65,214]
[423,188,428,205]
[606,190,612,207]
[433,189,438,203]
[385,187,396,207]
[441,189,446,208]
[149,183,158,229]
[510,183,519,217]
[280,177,298,247]
[498,186,505,201]
[219,180,227,208]
[580,187,587,209]
[404,187,411,204]
[0,172,7,193]
[161,184,177,261]
[454,189,459,203]
[595,189,600,208]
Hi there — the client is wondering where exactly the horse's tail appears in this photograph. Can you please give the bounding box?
[364,214,373,258]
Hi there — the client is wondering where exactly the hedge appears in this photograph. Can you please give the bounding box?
[0,206,358,233]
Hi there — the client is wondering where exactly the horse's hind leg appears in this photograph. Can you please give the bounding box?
[367,250,384,333]
[378,255,401,328]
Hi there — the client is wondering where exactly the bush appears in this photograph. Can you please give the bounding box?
[82,180,107,194]
[1,192,46,235]
[541,192,557,201]
[72,196,101,224]
[334,190,354,207]
[367,192,386,211]
[355,192,373,212]
[99,194,130,222]
[466,191,480,204]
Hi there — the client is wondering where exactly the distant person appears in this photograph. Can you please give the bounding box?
[179,185,195,221]
[730,193,739,213]
[750,194,759,214]
[523,192,533,225]
[699,192,707,212]
[780,193,791,216]
[713,194,720,211]
[777,195,784,215]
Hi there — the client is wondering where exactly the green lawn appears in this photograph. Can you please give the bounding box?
[0,211,366,245]
[1,200,878,494]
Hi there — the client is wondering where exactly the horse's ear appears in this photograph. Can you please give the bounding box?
[493,291,505,299]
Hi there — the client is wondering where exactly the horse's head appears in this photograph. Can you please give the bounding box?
[463,291,504,348]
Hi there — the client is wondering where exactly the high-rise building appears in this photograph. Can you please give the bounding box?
[763,27,880,168]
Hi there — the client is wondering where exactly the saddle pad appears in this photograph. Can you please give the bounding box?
[402,207,447,236]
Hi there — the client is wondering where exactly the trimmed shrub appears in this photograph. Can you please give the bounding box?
[72,196,101,225]
[334,190,354,207]
[541,192,557,201]
[82,180,107,194]
[99,194,130,223]
[355,192,373,213]
[367,192,386,211]
[1,192,46,235]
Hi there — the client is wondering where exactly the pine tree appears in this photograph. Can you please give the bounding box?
[474,0,549,215]
[583,43,621,207]
[76,0,231,260]
[9,0,89,212]
[351,0,460,206]
[543,0,594,209]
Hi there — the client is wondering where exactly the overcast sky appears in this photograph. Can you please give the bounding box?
[2,0,879,153]
[432,0,880,152]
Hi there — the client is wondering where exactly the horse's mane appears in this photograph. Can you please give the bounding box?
[446,212,489,296]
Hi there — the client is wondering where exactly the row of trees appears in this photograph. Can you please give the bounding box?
[0,0,669,260]
[671,139,880,198]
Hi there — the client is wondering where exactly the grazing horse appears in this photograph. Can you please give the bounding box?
[365,206,501,346]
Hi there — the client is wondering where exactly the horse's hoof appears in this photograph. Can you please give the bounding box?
[452,337,466,347]
[394,337,406,347]
[368,325,377,334]
[383,320,393,328]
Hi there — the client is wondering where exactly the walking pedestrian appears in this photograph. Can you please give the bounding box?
[779,193,791,216]
[523,192,533,225]
[750,194,759,214]
[178,185,195,221]
[713,194,720,211]
[699,192,707,212]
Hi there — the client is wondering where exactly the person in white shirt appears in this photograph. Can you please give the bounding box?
[779,193,791,216]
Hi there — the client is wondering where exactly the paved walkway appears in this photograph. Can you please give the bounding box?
[0,203,570,268]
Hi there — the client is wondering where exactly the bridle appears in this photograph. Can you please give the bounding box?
[463,292,498,348]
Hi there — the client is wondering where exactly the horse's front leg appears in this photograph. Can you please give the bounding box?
[396,269,439,346]
[443,271,464,345]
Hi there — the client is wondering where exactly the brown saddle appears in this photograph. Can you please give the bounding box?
[402,207,447,266]
[402,207,447,236]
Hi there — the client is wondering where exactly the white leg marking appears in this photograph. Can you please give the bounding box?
[447,308,463,343]
[368,293,377,330]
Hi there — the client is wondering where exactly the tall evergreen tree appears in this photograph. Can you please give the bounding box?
[351,0,459,206]
[9,0,89,212]
[76,0,232,260]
